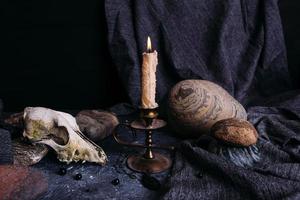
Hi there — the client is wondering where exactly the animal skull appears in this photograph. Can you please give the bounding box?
[23,107,107,165]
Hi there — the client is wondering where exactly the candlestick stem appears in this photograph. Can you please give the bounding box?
[144,130,154,159]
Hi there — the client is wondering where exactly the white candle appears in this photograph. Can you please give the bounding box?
[141,36,158,109]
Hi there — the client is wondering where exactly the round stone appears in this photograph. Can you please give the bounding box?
[211,118,258,147]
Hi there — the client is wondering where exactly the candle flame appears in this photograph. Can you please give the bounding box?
[147,36,152,52]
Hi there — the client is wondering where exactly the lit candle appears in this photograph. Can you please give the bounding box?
[141,36,158,109]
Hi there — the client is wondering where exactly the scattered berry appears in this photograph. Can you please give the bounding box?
[75,173,82,180]
[129,174,137,179]
[58,167,67,176]
[111,178,120,186]
[196,171,203,178]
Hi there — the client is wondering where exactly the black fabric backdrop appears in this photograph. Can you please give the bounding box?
[1,0,127,112]
[1,0,300,111]
[105,0,300,199]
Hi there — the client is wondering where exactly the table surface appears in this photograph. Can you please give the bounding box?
[34,119,179,200]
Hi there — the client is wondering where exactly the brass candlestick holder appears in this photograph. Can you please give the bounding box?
[113,107,174,173]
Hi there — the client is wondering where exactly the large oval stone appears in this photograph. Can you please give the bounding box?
[167,80,247,138]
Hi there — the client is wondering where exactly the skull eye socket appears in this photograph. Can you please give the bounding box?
[49,126,69,145]
[75,149,80,156]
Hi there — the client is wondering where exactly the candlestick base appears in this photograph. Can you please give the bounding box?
[127,153,171,173]
[113,107,174,174]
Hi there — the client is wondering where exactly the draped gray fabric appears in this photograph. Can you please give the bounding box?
[161,93,300,199]
[105,0,300,199]
[105,0,292,107]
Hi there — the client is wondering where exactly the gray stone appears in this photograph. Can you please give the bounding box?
[13,138,49,166]
[76,110,119,142]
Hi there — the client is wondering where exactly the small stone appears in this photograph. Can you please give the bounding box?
[211,118,258,147]
[58,167,67,176]
[111,178,120,186]
[76,110,119,142]
[75,173,82,180]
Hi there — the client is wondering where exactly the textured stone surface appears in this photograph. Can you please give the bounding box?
[76,110,119,142]
[0,165,48,200]
[211,118,258,147]
[13,138,49,166]
[168,80,247,138]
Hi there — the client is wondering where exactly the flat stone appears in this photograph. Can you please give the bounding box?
[76,110,119,142]
[211,118,258,147]
[0,165,48,200]
[13,138,49,166]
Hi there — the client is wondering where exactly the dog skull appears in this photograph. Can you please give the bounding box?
[23,107,107,165]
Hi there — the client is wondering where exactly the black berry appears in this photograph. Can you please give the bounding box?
[196,171,203,178]
[58,167,67,176]
[75,173,82,180]
[129,174,137,179]
[111,178,120,186]
[141,173,161,191]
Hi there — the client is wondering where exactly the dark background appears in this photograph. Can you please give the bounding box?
[1,0,299,112]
